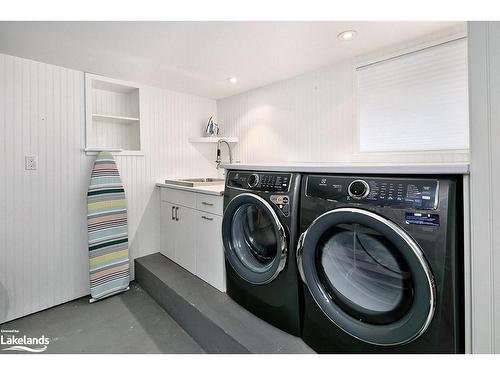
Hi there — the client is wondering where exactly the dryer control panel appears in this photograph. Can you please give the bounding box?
[227,171,292,192]
[306,175,439,210]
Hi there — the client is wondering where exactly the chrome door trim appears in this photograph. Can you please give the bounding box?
[296,231,307,284]
[224,192,288,285]
[296,207,436,346]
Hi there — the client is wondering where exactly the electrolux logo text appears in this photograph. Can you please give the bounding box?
[0,329,50,353]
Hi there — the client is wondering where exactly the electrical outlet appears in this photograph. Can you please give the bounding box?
[25,156,38,170]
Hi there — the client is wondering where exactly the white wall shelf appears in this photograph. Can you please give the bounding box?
[84,147,123,153]
[92,113,140,123]
[85,73,142,155]
[83,147,144,156]
[189,137,238,143]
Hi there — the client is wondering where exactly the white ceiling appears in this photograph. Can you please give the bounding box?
[0,21,462,99]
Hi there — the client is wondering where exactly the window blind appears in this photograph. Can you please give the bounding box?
[357,38,469,153]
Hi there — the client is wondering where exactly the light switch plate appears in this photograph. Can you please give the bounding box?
[25,156,38,170]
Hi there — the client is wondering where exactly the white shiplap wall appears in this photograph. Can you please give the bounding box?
[217,61,354,164]
[468,21,500,354]
[0,53,218,323]
[217,26,469,165]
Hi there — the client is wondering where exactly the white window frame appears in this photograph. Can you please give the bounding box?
[353,33,470,157]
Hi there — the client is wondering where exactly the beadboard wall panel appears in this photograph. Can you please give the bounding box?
[0,54,89,324]
[217,26,470,165]
[218,62,354,164]
[468,21,500,354]
[0,53,217,324]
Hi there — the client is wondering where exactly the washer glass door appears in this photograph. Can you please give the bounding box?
[223,193,287,284]
[298,208,435,346]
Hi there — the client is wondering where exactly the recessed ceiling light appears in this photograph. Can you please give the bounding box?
[337,30,357,41]
[228,77,237,83]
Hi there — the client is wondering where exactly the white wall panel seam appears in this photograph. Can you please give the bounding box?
[485,23,495,352]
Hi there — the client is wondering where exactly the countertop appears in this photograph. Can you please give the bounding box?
[221,162,470,175]
[156,182,224,196]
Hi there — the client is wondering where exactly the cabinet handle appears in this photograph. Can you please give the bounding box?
[175,207,179,221]
[201,215,214,221]
[201,201,214,206]
[171,206,176,220]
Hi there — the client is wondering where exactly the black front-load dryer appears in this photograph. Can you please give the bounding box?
[222,170,302,336]
[297,174,464,353]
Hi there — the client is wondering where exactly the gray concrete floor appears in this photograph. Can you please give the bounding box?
[0,282,204,354]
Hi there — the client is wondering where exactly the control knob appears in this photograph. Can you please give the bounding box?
[348,180,370,199]
[247,174,260,188]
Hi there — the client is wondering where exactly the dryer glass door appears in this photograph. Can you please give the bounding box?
[298,207,436,346]
[317,223,414,325]
[223,193,287,284]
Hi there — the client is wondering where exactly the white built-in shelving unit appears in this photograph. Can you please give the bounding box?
[85,73,142,155]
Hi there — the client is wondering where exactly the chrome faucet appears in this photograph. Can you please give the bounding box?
[216,139,233,169]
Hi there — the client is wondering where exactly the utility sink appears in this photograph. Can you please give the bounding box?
[164,177,225,187]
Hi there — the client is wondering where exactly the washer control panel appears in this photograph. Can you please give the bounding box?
[306,175,439,210]
[227,171,292,192]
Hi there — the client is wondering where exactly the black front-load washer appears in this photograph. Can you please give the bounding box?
[222,170,302,336]
[297,174,464,353]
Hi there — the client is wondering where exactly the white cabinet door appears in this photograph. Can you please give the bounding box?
[160,201,176,261]
[175,205,197,275]
[159,189,226,291]
[196,212,226,292]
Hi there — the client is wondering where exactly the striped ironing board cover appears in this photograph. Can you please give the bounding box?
[87,151,130,301]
